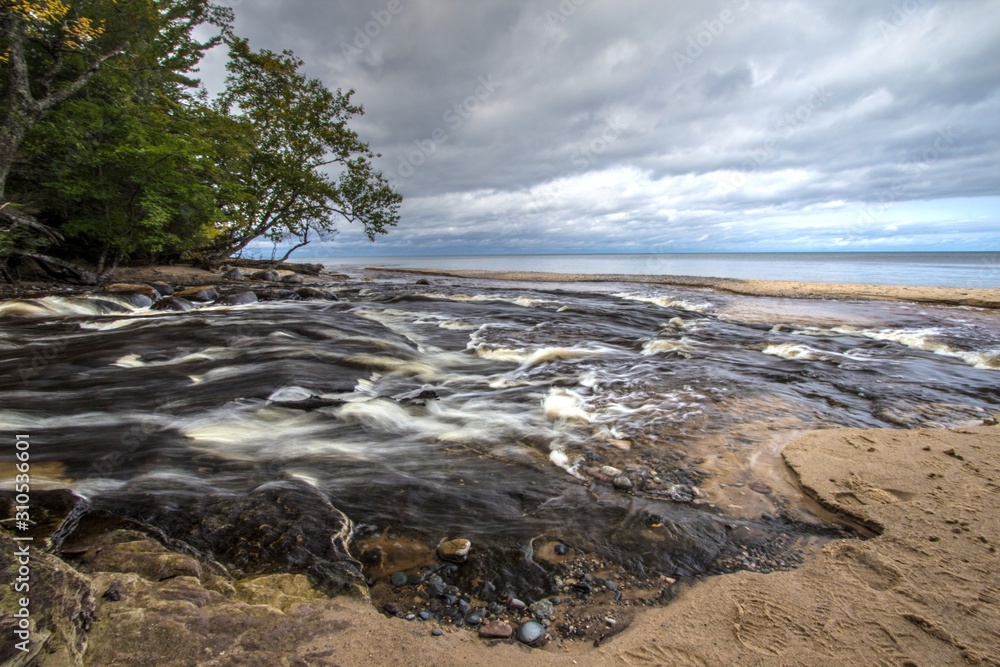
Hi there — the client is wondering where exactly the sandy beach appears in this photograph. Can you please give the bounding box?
[2,265,999,665]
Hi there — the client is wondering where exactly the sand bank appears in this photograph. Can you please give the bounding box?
[368,267,1000,309]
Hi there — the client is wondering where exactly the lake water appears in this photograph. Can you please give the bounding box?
[309,251,1000,288]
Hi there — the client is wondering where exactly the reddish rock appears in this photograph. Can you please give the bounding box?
[478,621,513,639]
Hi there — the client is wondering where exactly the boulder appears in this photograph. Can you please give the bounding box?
[0,531,96,666]
[255,289,302,302]
[296,287,339,301]
[251,269,280,282]
[145,281,174,296]
[111,292,153,309]
[174,286,218,302]
[280,273,304,285]
[217,292,258,306]
[104,283,160,300]
[223,267,247,281]
[151,296,195,312]
[87,480,367,598]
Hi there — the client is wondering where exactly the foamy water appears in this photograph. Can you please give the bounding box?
[2,277,998,586]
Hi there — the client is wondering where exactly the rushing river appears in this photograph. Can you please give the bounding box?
[2,276,999,608]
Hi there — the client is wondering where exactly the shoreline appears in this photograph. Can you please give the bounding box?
[4,424,997,665]
[365,266,1000,309]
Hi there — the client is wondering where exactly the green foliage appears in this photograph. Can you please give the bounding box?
[206,37,401,259]
[1,0,400,277]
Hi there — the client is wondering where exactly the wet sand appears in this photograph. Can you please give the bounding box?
[367,266,1000,309]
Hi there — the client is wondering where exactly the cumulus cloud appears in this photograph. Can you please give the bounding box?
[220,0,1000,255]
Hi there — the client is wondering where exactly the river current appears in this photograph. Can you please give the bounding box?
[2,276,999,603]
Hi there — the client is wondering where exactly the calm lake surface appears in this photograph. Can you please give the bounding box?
[310,251,1000,288]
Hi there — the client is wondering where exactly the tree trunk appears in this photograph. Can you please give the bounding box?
[9,249,101,285]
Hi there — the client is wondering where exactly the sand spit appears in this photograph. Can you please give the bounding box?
[368,267,1000,309]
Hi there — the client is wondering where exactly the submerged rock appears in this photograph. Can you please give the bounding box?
[113,292,153,309]
[151,296,194,312]
[86,480,366,598]
[437,538,472,563]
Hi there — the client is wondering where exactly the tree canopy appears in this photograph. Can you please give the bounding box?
[0,0,401,283]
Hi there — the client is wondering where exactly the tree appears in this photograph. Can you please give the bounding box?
[1,0,233,282]
[204,37,401,262]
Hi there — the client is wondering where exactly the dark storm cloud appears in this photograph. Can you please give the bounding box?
[218,0,1000,254]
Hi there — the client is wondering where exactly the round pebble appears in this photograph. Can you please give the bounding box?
[605,580,618,592]
[431,628,443,637]
[613,474,634,490]
[465,613,482,626]
[554,543,569,556]
[405,614,416,621]
[390,572,408,587]
[418,610,432,621]
[407,574,425,585]
[458,599,471,614]
[550,596,562,605]
[516,621,545,645]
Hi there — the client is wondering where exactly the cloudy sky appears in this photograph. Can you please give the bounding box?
[207,0,1000,256]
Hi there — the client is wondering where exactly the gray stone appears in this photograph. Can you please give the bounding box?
[280,273,304,284]
[217,292,258,306]
[614,474,634,490]
[151,296,194,312]
[529,599,554,620]
[296,286,339,300]
[223,267,246,280]
[515,621,545,645]
[174,286,218,302]
[252,269,280,282]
